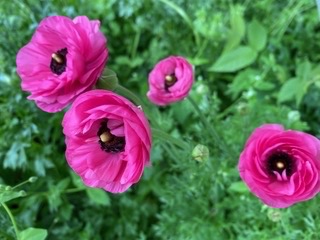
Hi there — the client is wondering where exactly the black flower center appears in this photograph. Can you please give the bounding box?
[50,48,68,75]
[266,151,295,177]
[97,121,125,153]
[164,74,177,92]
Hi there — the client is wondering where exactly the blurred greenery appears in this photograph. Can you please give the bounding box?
[1,0,320,239]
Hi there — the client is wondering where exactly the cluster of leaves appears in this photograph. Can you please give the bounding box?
[1,0,320,239]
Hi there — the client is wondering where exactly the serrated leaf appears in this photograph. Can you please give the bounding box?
[19,228,47,240]
[47,178,70,212]
[248,20,267,51]
[86,188,111,206]
[228,181,249,193]
[4,142,28,169]
[209,46,257,72]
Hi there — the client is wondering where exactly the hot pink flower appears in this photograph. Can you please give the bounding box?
[62,90,152,193]
[238,124,320,208]
[16,16,108,112]
[147,56,193,106]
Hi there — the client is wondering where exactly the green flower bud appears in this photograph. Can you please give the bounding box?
[96,68,119,91]
[19,190,27,197]
[192,144,209,162]
[267,208,282,222]
[28,177,38,183]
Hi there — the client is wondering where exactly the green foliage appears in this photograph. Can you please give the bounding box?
[1,0,320,239]
[209,46,258,72]
[19,228,47,240]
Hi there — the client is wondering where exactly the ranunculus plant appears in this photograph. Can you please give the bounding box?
[147,56,193,106]
[16,16,108,112]
[62,90,152,193]
[238,124,320,208]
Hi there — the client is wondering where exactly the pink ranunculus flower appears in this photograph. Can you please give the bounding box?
[147,56,193,106]
[238,124,320,208]
[62,90,152,193]
[16,16,108,112]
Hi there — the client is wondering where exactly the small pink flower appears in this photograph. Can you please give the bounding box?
[62,90,152,193]
[16,16,108,112]
[238,124,320,208]
[147,56,193,106]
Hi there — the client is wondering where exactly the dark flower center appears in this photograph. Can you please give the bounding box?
[164,74,177,92]
[266,151,295,177]
[50,48,68,75]
[97,121,125,153]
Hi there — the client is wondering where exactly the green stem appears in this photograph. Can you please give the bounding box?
[65,188,85,194]
[115,85,144,107]
[152,128,189,150]
[187,96,232,158]
[2,203,19,240]
[12,180,29,190]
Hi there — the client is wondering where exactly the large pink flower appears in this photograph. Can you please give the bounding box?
[238,124,320,208]
[147,56,193,106]
[62,90,152,193]
[16,16,108,112]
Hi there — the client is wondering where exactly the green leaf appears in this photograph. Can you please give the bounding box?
[296,60,311,81]
[278,78,300,103]
[278,78,309,105]
[86,188,111,206]
[209,46,257,72]
[228,69,258,98]
[254,81,275,91]
[4,142,28,169]
[70,171,86,189]
[47,178,70,212]
[19,228,47,240]
[228,181,249,193]
[223,5,246,53]
[0,189,23,204]
[159,0,194,34]
[247,20,267,51]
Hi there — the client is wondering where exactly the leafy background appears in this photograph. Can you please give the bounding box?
[1,0,320,239]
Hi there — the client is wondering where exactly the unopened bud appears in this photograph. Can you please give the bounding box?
[192,144,209,162]
[28,177,38,183]
[267,208,282,222]
[5,186,12,191]
[19,190,26,197]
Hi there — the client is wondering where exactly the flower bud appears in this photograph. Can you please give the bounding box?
[28,177,38,183]
[19,190,27,197]
[192,144,209,162]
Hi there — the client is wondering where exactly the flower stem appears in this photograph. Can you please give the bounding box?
[11,180,29,190]
[1,203,20,239]
[115,85,144,107]
[187,96,232,158]
[65,188,85,194]
[152,128,189,150]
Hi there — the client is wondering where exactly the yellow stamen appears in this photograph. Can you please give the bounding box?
[276,161,285,169]
[165,75,174,82]
[51,53,63,64]
[165,75,177,87]
[99,132,112,143]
